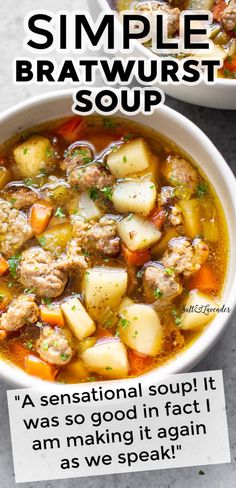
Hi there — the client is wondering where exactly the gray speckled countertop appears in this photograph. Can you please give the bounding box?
[0,1,235,487]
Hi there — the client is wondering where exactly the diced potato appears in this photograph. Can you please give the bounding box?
[37,222,72,253]
[83,267,128,320]
[203,220,219,243]
[179,199,201,239]
[82,339,129,378]
[61,297,96,341]
[79,192,101,220]
[107,138,151,178]
[64,359,88,379]
[151,228,179,258]
[112,180,156,216]
[0,167,12,190]
[118,215,161,251]
[180,291,217,330]
[119,303,162,356]
[13,135,55,178]
[118,297,134,314]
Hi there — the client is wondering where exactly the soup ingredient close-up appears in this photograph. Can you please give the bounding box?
[115,0,236,79]
[0,115,228,383]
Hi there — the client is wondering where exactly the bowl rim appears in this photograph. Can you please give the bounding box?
[0,88,236,389]
[97,0,236,87]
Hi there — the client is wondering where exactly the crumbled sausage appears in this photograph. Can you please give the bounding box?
[0,294,39,332]
[162,237,209,277]
[37,325,73,365]
[0,198,33,257]
[136,1,180,36]
[19,247,68,298]
[143,262,182,308]
[57,238,89,271]
[163,154,198,193]
[72,216,120,256]
[2,184,39,209]
[67,162,114,191]
[221,2,236,32]
[60,144,94,171]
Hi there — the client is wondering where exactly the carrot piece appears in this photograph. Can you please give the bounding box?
[223,54,236,72]
[24,354,58,381]
[212,0,227,21]
[128,349,154,376]
[29,200,54,235]
[150,206,166,229]
[0,330,7,341]
[10,342,29,365]
[56,116,83,143]
[40,305,65,327]
[188,263,219,293]
[122,243,151,266]
[0,255,9,275]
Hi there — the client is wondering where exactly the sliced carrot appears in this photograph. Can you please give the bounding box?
[188,263,219,293]
[122,243,151,266]
[0,330,7,341]
[56,116,83,143]
[24,354,58,381]
[10,342,29,365]
[212,0,227,21]
[29,200,54,235]
[150,206,166,229]
[128,349,154,376]
[0,255,9,275]
[40,305,65,327]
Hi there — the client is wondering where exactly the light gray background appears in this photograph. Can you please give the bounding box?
[0,1,235,487]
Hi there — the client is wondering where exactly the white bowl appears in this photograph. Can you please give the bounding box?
[0,89,236,388]
[97,0,236,110]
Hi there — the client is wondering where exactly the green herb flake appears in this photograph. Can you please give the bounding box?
[164,268,174,276]
[0,293,5,301]
[123,133,134,142]
[38,236,46,247]
[132,330,138,339]
[45,146,54,158]
[8,254,21,278]
[25,340,34,351]
[89,187,99,201]
[60,353,70,361]
[24,178,33,187]
[120,316,130,329]
[154,288,163,299]
[105,366,113,371]
[23,147,28,155]
[101,186,113,200]
[71,305,76,311]
[24,287,36,295]
[55,207,65,219]
[197,182,208,199]
[42,297,52,308]
[10,198,17,205]
[42,341,49,351]
[123,155,127,163]
[103,118,116,129]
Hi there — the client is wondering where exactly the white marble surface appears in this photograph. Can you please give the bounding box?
[0,1,236,487]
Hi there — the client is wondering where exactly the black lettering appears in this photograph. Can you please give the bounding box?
[27,14,53,50]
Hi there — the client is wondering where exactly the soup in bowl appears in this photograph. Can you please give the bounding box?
[0,90,235,387]
[97,0,236,109]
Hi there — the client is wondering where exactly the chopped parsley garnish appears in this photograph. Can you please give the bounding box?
[132,330,138,339]
[119,316,130,329]
[24,178,33,187]
[82,250,90,257]
[137,269,144,279]
[42,341,49,351]
[8,254,21,278]
[45,146,54,158]
[197,182,208,199]
[23,147,28,155]
[42,297,52,308]
[39,167,47,176]
[123,155,127,163]
[55,207,65,219]
[153,288,163,299]
[89,187,99,201]
[25,340,34,351]
[101,186,113,200]
[38,236,46,247]
[71,305,76,311]
[24,287,36,295]
[0,293,5,301]
[103,118,116,129]
[105,366,113,371]
[164,268,174,276]
[60,353,70,361]
[172,309,182,326]
[10,198,17,205]
[123,133,134,142]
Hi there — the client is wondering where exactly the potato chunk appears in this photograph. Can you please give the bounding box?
[107,138,150,178]
[61,297,96,340]
[180,291,217,330]
[118,215,161,251]
[119,303,162,356]
[179,199,201,239]
[112,180,156,216]
[37,223,72,253]
[83,267,128,320]
[82,339,129,378]
[13,135,55,178]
